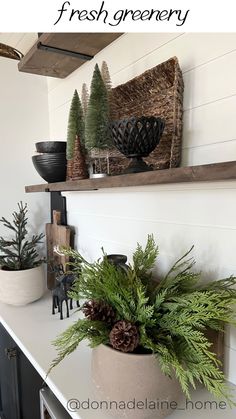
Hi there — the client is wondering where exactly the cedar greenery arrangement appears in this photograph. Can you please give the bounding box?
[50,236,236,404]
[0,202,44,271]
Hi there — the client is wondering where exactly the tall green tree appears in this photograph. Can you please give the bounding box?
[101,61,112,93]
[81,83,89,117]
[85,64,112,150]
[66,89,85,160]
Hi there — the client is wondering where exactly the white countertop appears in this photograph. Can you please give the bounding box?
[0,292,236,419]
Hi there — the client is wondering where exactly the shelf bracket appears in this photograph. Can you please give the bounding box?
[37,42,94,61]
[50,192,67,225]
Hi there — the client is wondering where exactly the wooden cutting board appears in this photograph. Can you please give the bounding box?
[46,210,73,290]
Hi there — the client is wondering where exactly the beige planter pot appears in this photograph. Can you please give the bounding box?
[92,344,183,419]
[0,265,46,306]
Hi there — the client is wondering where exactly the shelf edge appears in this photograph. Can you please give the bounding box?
[25,161,236,193]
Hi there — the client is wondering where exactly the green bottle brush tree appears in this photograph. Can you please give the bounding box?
[49,236,236,404]
[85,63,112,151]
[66,89,85,160]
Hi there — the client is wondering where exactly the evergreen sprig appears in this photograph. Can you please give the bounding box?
[133,234,158,281]
[48,319,109,376]
[0,202,44,270]
[50,236,236,405]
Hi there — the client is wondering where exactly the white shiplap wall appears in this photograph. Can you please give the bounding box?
[0,33,37,55]
[47,33,236,383]
[0,53,50,244]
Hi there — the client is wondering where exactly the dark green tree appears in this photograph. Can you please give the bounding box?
[66,89,85,160]
[85,64,112,150]
[0,202,44,270]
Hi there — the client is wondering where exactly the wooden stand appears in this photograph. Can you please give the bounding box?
[46,211,72,290]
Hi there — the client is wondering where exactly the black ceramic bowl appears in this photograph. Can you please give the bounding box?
[35,141,67,154]
[32,153,67,183]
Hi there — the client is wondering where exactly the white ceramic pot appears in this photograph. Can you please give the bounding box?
[91,344,183,419]
[0,265,46,306]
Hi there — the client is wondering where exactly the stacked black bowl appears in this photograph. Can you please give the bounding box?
[32,141,67,183]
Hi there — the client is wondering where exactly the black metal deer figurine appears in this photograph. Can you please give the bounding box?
[51,264,79,320]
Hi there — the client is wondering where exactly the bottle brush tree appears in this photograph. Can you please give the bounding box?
[101,61,113,119]
[85,63,112,151]
[71,135,88,180]
[0,202,44,271]
[101,61,112,93]
[66,89,85,160]
[81,83,89,117]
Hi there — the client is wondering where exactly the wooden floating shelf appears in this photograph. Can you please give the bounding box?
[18,33,123,78]
[25,161,236,193]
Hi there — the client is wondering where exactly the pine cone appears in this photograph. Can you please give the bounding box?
[109,320,139,353]
[82,300,115,324]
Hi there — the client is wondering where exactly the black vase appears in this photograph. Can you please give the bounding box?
[110,116,165,173]
[106,254,129,273]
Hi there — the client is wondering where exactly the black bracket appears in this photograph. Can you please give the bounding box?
[50,192,67,225]
[37,42,94,61]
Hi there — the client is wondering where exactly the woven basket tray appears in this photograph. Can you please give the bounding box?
[106,56,184,174]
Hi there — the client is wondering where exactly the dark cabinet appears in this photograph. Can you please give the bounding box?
[0,323,43,419]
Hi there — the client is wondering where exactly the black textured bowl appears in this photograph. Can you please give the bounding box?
[110,116,165,158]
[32,153,67,183]
[35,141,66,154]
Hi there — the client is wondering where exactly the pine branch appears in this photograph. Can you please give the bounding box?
[0,218,18,232]
[133,234,158,282]
[48,319,109,375]
[164,245,195,280]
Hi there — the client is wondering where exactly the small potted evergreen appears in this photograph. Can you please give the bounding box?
[0,202,45,306]
[50,236,236,418]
